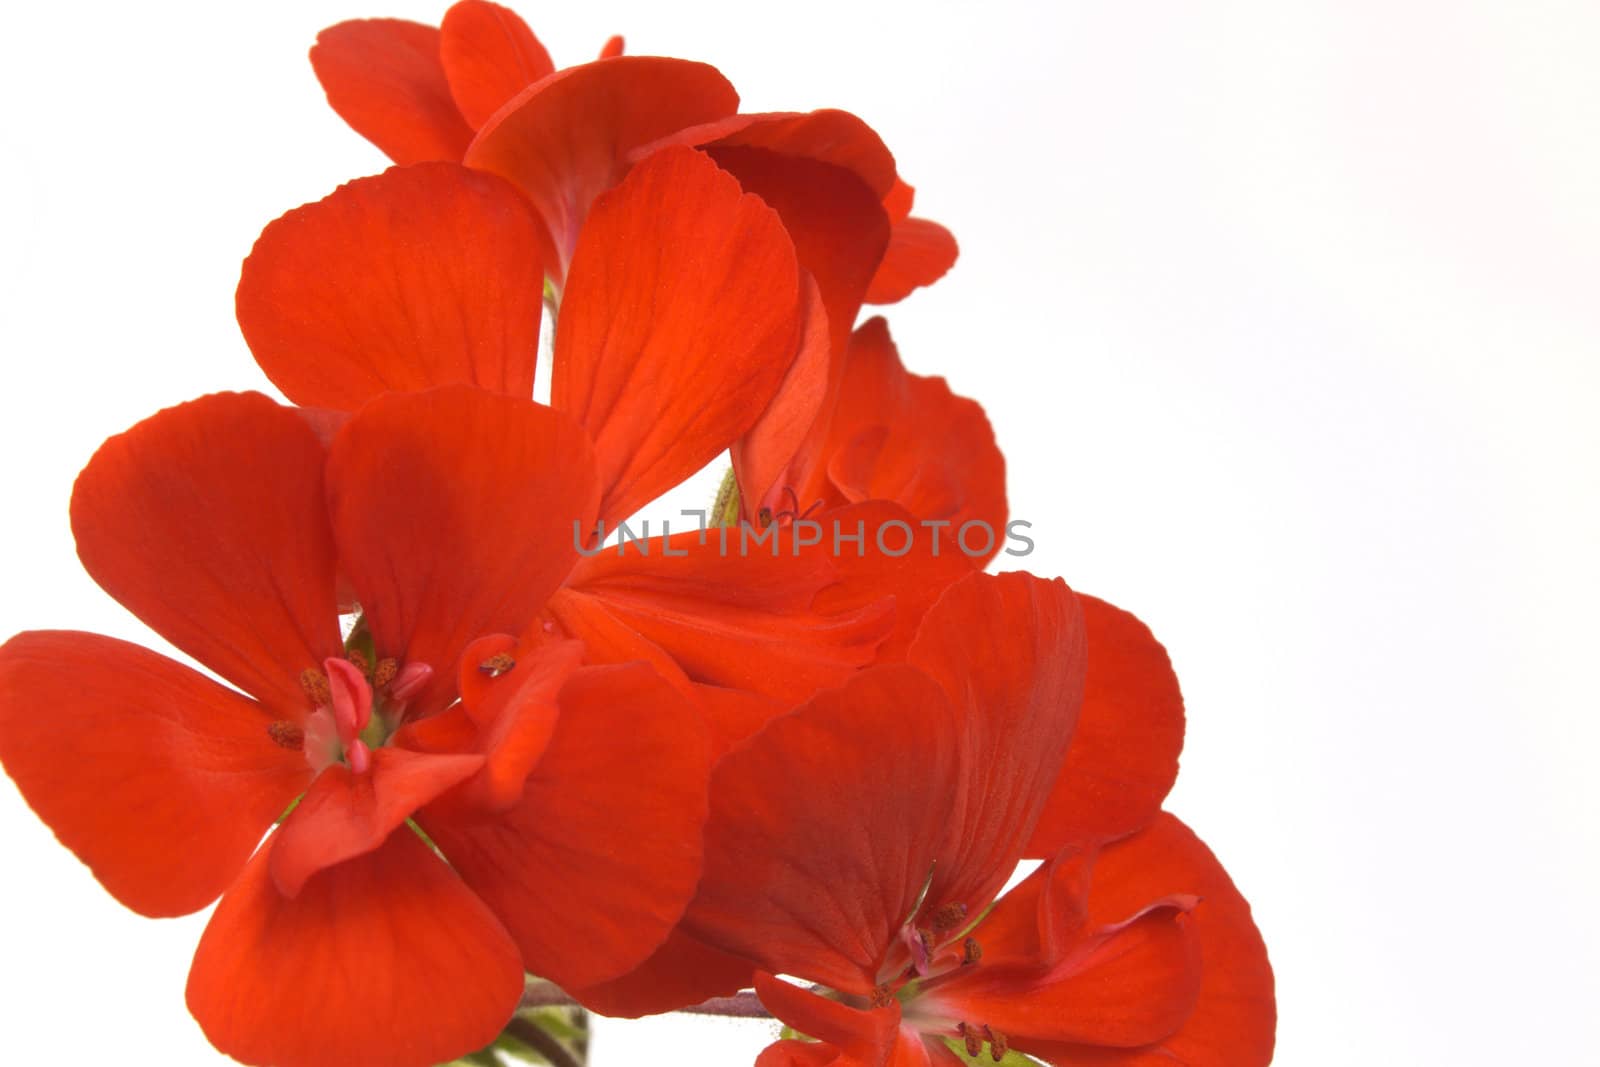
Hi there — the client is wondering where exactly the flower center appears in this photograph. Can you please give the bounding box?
[873,901,1015,1063]
[268,653,433,774]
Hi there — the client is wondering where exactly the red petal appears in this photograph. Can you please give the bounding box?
[238,163,546,412]
[755,972,902,1067]
[573,928,754,1017]
[690,682,789,757]
[1026,596,1185,855]
[70,392,342,715]
[1056,814,1276,1066]
[327,388,599,717]
[825,319,1006,565]
[269,746,484,898]
[702,145,891,518]
[188,827,524,1067]
[0,631,309,917]
[757,1041,838,1067]
[398,635,585,815]
[560,520,892,705]
[542,590,791,755]
[924,899,1201,1048]
[464,57,739,277]
[807,501,980,664]
[687,666,961,995]
[907,572,1087,918]
[706,144,889,375]
[420,662,711,990]
[553,145,801,526]
[956,847,1093,974]
[598,34,625,59]
[733,272,831,516]
[439,0,553,129]
[311,19,474,165]
[706,110,898,200]
[865,218,959,305]
[883,178,915,222]
[543,586,694,685]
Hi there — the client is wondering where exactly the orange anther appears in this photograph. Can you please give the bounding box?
[372,657,398,688]
[267,721,304,750]
[299,668,331,707]
[929,900,969,935]
[478,652,516,677]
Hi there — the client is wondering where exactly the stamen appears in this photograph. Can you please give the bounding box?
[984,1026,1007,1062]
[478,652,516,678]
[299,668,331,707]
[929,901,969,935]
[900,922,935,975]
[371,657,398,689]
[870,983,895,1009]
[267,721,304,750]
[389,661,433,703]
[962,937,982,966]
[957,1022,982,1058]
[345,647,371,677]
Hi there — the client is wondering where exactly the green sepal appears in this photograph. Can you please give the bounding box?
[711,467,742,528]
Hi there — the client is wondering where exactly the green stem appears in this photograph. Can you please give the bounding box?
[503,1016,583,1067]
[519,980,770,1020]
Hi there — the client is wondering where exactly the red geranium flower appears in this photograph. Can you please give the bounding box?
[732,316,1007,567]
[0,387,712,1067]
[235,142,982,732]
[311,0,956,302]
[599,570,1272,1063]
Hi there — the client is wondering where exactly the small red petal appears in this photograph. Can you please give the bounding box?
[865,217,959,305]
[465,57,738,277]
[269,746,483,898]
[439,0,554,128]
[311,19,474,164]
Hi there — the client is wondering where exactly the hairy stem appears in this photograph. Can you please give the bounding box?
[519,982,771,1020]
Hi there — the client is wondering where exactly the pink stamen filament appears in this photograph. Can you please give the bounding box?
[388,661,433,704]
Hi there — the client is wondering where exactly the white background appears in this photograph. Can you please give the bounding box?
[2,1,1597,1064]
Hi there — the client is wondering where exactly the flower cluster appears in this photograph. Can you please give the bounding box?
[0,4,1275,1066]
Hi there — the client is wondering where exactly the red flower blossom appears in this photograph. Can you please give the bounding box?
[0,387,712,1067]
[606,570,1272,1062]
[311,1,956,301]
[733,316,1007,567]
[236,143,986,734]
[311,0,626,169]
